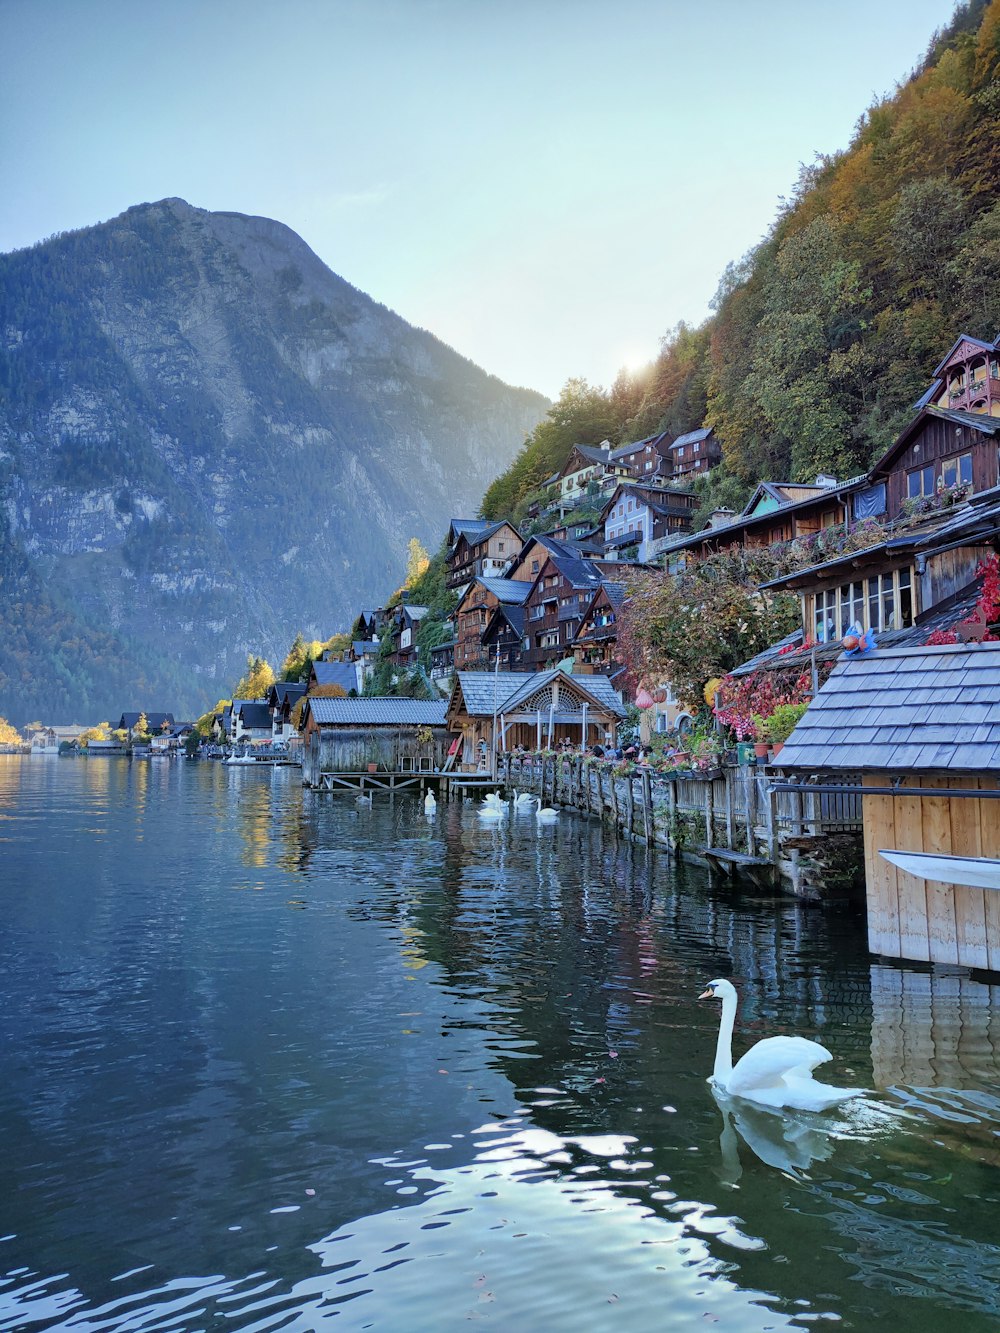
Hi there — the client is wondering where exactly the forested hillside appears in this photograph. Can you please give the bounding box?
[481,0,1000,522]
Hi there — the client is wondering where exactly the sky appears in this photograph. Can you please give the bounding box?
[1,0,958,399]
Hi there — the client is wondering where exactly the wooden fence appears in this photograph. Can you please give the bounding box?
[502,753,864,899]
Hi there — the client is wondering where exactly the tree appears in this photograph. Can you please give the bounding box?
[0,716,22,745]
[406,538,430,587]
[616,551,799,709]
[135,712,148,738]
[234,654,275,699]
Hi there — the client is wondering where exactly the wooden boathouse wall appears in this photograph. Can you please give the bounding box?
[863,774,1000,969]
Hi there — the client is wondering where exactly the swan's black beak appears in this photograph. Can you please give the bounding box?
[698,988,716,1001]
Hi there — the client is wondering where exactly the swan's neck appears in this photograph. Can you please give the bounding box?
[714,991,737,1085]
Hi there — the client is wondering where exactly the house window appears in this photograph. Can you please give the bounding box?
[677,448,684,458]
[907,465,934,498]
[812,567,914,641]
[693,441,700,454]
[531,560,539,573]
[941,453,973,490]
[498,541,505,552]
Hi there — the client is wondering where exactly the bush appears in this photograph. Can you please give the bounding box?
[763,701,810,744]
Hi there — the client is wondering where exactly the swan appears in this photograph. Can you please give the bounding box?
[512,789,536,808]
[424,790,436,812]
[355,792,372,807]
[535,806,558,824]
[482,790,504,809]
[699,979,862,1112]
[478,804,506,820]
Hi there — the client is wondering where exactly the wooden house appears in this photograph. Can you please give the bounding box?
[609,430,674,482]
[868,406,1000,518]
[916,333,1000,420]
[571,580,626,676]
[447,668,626,767]
[544,443,630,509]
[117,711,175,738]
[520,553,614,671]
[445,520,521,593]
[481,601,526,671]
[454,576,530,671]
[777,643,1000,969]
[232,701,272,744]
[667,426,722,478]
[300,698,452,785]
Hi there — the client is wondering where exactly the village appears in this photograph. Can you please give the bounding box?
[17,329,1000,977]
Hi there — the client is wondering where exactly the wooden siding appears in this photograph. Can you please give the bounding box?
[922,542,994,611]
[883,415,998,518]
[863,774,1000,968]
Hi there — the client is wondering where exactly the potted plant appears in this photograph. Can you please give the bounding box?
[763,702,810,756]
[751,714,770,760]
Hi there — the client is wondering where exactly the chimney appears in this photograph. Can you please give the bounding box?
[707,507,735,529]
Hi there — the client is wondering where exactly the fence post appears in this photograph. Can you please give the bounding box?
[668,778,677,856]
[724,772,734,849]
[768,783,780,866]
[705,780,714,849]
[625,775,635,839]
[641,769,652,844]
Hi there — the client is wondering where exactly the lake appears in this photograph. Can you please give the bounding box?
[2,754,1000,1331]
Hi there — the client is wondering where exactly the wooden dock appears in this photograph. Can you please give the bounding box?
[316,770,503,797]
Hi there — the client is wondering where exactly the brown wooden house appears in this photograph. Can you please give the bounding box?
[916,333,1000,420]
[454,576,530,671]
[667,426,722,478]
[572,581,626,676]
[868,406,1000,519]
[609,430,674,482]
[445,520,522,592]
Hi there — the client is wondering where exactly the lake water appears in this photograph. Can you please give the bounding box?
[2,755,1000,1331]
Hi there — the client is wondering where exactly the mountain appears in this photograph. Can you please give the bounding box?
[483,0,1000,524]
[0,199,548,724]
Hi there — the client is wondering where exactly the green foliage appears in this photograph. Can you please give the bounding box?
[617,550,800,709]
[479,0,1000,508]
[763,701,811,744]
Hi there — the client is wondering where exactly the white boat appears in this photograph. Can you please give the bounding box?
[879,849,1000,891]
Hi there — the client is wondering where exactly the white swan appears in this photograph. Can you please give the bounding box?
[478,804,506,820]
[355,792,372,807]
[699,979,861,1112]
[424,790,436,812]
[535,806,558,824]
[512,789,536,808]
[482,790,504,809]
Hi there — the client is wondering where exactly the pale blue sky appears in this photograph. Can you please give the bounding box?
[2,0,956,397]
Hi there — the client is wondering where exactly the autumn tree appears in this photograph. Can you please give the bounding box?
[616,552,799,709]
[234,654,275,699]
[0,716,23,745]
[406,538,430,588]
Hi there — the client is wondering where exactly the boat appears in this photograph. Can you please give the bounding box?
[878,849,1000,891]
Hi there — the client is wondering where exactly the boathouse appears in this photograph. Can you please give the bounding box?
[777,642,1000,969]
[300,697,451,786]
[447,668,626,769]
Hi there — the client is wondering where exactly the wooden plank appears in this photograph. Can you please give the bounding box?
[641,769,652,844]
[950,775,989,970]
[893,779,931,963]
[921,776,959,966]
[862,780,900,958]
[625,774,635,839]
[979,776,1000,971]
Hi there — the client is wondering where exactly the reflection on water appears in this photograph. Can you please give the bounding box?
[2,756,1000,1331]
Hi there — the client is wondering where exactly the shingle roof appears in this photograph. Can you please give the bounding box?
[236,702,272,731]
[311,661,359,692]
[483,604,525,638]
[777,642,1000,774]
[305,698,448,726]
[490,668,626,718]
[402,604,429,623]
[268,681,307,705]
[670,427,712,450]
[454,671,538,714]
[477,576,530,604]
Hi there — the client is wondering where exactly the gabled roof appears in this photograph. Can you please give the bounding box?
[542,554,606,591]
[311,661,359,692]
[267,681,307,706]
[669,427,712,450]
[777,642,1000,774]
[235,701,272,731]
[482,603,525,639]
[402,604,429,624]
[450,668,625,719]
[742,481,831,516]
[304,698,448,727]
[609,430,672,461]
[475,576,531,604]
[448,518,491,547]
[352,639,379,654]
[870,405,1000,477]
[932,333,1000,377]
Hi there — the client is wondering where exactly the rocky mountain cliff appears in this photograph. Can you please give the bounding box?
[0,199,548,723]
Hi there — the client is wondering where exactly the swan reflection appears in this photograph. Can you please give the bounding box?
[712,1085,837,1182]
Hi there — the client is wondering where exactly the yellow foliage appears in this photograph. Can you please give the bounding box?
[0,716,22,745]
[310,683,348,698]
